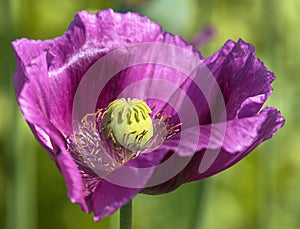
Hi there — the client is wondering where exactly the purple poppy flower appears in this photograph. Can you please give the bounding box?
[12,9,284,221]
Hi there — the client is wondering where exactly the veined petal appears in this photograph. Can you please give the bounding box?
[44,9,165,136]
[142,107,284,194]
[167,106,284,156]
[205,39,275,119]
[187,106,284,182]
[55,149,88,213]
[12,38,53,67]
[13,49,65,157]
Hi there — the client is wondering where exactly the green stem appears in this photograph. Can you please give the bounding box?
[191,180,210,229]
[120,200,132,229]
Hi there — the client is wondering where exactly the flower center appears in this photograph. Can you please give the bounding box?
[68,98,181,168]
[101,98,154,151]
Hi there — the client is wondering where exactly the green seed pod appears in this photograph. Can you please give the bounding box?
[102,98,153,150]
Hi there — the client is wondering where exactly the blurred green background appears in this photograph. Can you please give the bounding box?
[0,0,298,228]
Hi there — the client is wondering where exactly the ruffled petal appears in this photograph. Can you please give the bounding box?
[45,9,164,136]
[13,47,65,157]
[55,149,88,213]
[205,39,275,119]
[142,107,284,194]
[12,38,53,67]
[12,40,87,211]
[187,106,285,182]
[167,106,284,155]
